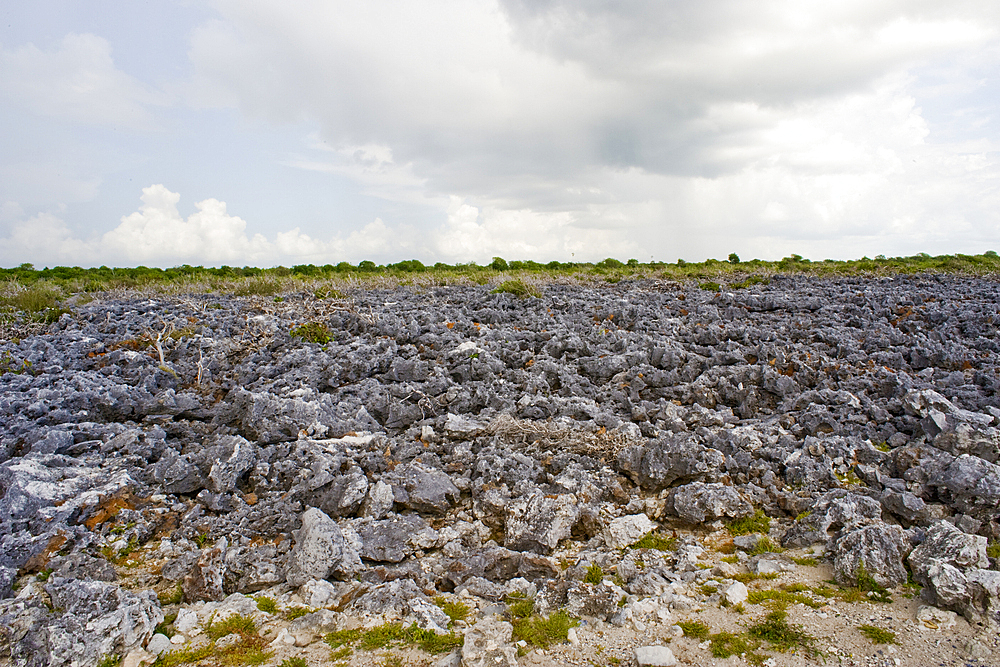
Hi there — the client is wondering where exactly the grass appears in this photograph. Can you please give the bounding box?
[323,623,462,656]
[710,631,766,665]
[726,510,771,536]
[155,611,178,637]
[633,531,678,551]
[677,620,712,640]
[746,588,822,609]
[747,537,783,555]
[731,572,779,584]
[584,563,604,584]
[506,593,535,620]
[153,614,273,667]
[290,321,332,344]
[511,611,578,649]
[721,555,740,564]
[854,561,893,603]
[434,596,470,625]
[698,281,721,292]
[206,614,258,641]
[492,279,541,298]
[729,275,767,289]
[96,655,123,667]
[158,584,183,606]
[988,541,1000,559]
[279,659,308,667]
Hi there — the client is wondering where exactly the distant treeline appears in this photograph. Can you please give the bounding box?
[1,252,999,287]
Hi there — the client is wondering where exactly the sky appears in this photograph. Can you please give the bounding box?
[1,1,999,268]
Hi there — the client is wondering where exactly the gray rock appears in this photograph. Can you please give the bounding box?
[930,454,1000,520]
[566,581,625,620]
[604,514,658,549]
[363,480,395,519]
[207,435,256,493]
[461,615,518,667]
[285,507,345,587]
[782,490,882,548]
[909,520,989,574]
[356,514,429,563]
[504,490,580,554]
[389,461,461,514]
[908,520,996,622]
[634,645,677,666]
[669,482,752,524]
[41,578,163,667]
[182,546,226,602]
[880,489,929,524]
[288,608,341,646]
[153,451,206,494]
[833,523,911,589]
[904,389,1000,462]
[617,433,724,491]
[145,633,173,655]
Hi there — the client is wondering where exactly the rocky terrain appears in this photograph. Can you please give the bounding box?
[1,274,998,667]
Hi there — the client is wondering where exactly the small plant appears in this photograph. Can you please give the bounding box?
[314,288,345,299]
[794,511,811,521]
[155,611,178,637]
[721,555,739,564]
[36,568,53,582]
[710,631,764,664]
[434,596,470,625]
[677,619,711,640]
[506,593,535,619]
[158,584,183,605]
[698,281,721,292]
[584,563,604,584]
[731,572,779,584]
[729,275,766,289]
[747,609,819,656]
[988,541,1000,559]
[854,561,892,603]
[194,532,212,547]
[747,588,822,609]
[96,654,122,667]
[0,351,34,375]
[492,280,541,298]
[325,629,363,649]
[726,510,771,536]
[633,531,678,551]
[324,623,461,656]
[207,614,258,640]
[255,596,277,613]
[283,606,312,621]
[748,537,783,555]
[290,322,332,344]
[279,659,308,667]
[153,644,214,667]
[511,610,578,649]
[858,625,897,644]
[791,556,818,567]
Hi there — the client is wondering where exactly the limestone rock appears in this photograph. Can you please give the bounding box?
[285,507,345,587]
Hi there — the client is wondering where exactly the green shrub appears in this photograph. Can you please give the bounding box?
[728,253,740,264]
[747,609,818,655]
[290,322,332,344]
[678,619,711,640]
[511,611,578,649]
[491,257,509,271]
[858,625,896,644]
[633,531,678,551]
[279,658,308,667]
[583,563,604,584]
[506,593,534,619]
[726,510,770,536]
[698,281,721,292]
[987,541,1000,559]
[492,279,541,298]
[434,596,470,625]
[8,284,60,312]
[254,596,277,613]
[233,276,282,296]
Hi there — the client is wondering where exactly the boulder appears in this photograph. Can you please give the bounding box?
[634,645,677,667]
[604,514,658,549]
[833,523,911,588]
[669,482,752,524]
[461,615,518,667]
[504,490,580,554]
[617,433,724,491]
[285,507,345,587]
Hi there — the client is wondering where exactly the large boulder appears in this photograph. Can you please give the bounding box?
[387,461,461,514]
[782,489,882,548]
[285,508,346,586]
[833,523,911,589]
[908,521,997,623]
[668,482,753,525]
[462,615,518,667]
[504,490,580,554]
[617,433,724,491]
[904,389,1000,462]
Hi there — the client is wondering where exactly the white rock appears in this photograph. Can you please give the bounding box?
[145,634,173,655]
[724,581,748,606]
[300,578,338,608]
[174,608,200,635]
[634,645,677,666]
[122,649,154,667]
[916,604,958,631]
[605,514,658,549]
[269,628,296,647]
[567,627,580,646]
[169,634,185,645]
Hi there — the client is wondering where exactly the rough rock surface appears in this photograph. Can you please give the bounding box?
[1,275,999,666]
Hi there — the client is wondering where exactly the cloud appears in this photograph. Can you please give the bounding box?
[177,0,1000,261]
[0,33,168,129]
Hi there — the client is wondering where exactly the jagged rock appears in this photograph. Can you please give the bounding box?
[909,520,989,574]
[461,615,518,667]
[504,490,580,554]
[223,543,285,593]
[348,579,449,631]
[669,482,752,524]
[388,461,460,514]
[152,451,206,494]
[363,480,395,519]
[617,433,724,491]
[285,507,345,587]
[724,581,748,606]
[566,580,626,620]
[288,609,341,646]
[904,389,1000,462]
[782,490,882,548]
[908,520,997,622]
[604,514,658,549]
[833,523,911,588]
[182,546,226,602]
[207,435,256,493]
[930,454,1000,520]
[299,579,339,608]
[880,489,929,524]
[356,514,430,563]
[39,578,162,667]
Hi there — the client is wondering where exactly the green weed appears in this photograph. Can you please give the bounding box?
[506,593,535,619]
[283,606,312,621]
[854,561,893,603]
[584,563,604,584]
[790,556,818,567]
[434,596,470,625]
[698,281,721,292]
[858,625,897,644]
[747,537,783,555]
[254,596,277,613]
[633,531,678,551]
[96,655,122,667]
[511,611,578,649]
[279,659,308,667]
[158,584,183,606]
[677,620,711,640]
[710,631,765,665]
[290,322,332,344]
[747,609,819,656]
[727,510,771,536]
[746,588,822,609]
[492,280,541,298]
[721,555,739,564]
[987,541,1000,559]
[324,623,462,656]
[731,572,779,584]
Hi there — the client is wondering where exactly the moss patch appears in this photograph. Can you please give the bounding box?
[859,625,897,644]
[511,611,578,650]
[727,510,771,536]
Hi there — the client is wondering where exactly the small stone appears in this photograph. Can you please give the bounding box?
[724,581,748,606]
[567,627,579,646]
[122,649,154,667]
[145,634,173,655]
[634,645,677,666]
[174,609,200,635]
[169,635,185,645]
